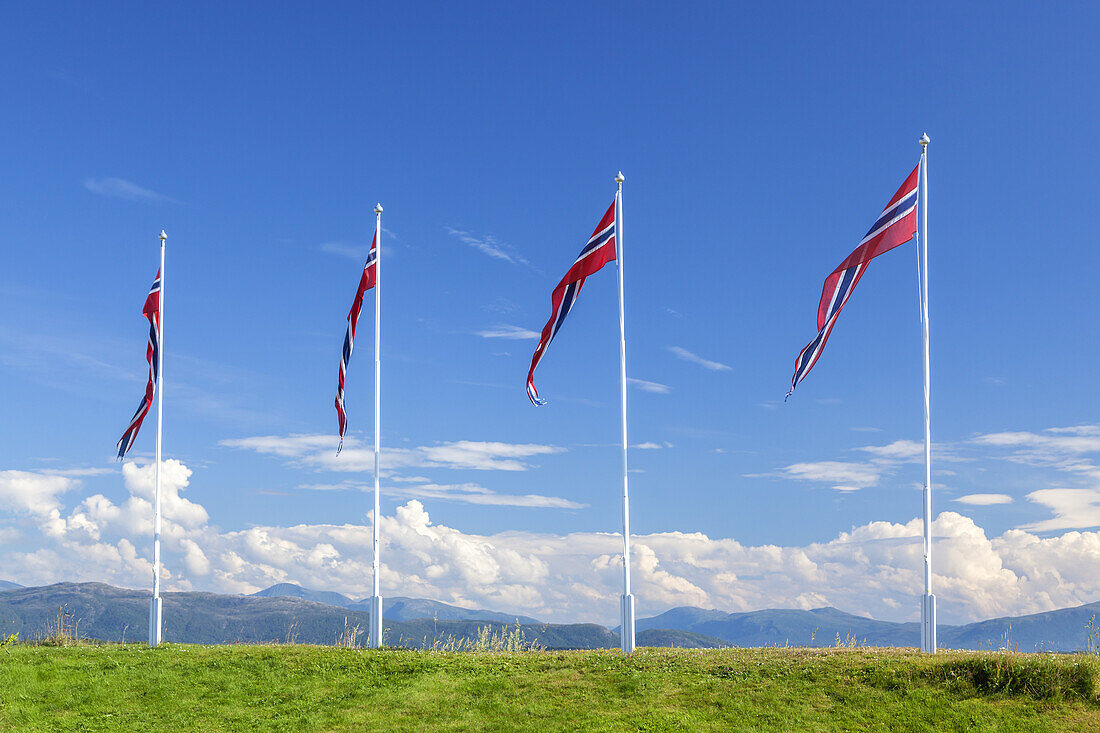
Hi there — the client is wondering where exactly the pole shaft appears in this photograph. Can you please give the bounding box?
[615,183,630,598]
[154,238,164,597]
[373,210,382,600]
[920,147,932,598]
[151,232,165,647]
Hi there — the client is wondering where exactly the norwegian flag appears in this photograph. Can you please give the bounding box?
[788,164,920,398]
[526,200,617,405]
[335,231,378,452]
[116,269,161,459]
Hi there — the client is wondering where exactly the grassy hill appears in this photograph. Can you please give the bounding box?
[0,645,1097,731]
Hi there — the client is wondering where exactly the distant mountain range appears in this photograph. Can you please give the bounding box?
[2,581,1098,651]
[0,583,712,649]
[633,603,1100,652]
[0,580,22,591]
[251,583,541,624]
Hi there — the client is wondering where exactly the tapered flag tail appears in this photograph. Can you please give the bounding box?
[116,270,162,459]
[526,201,617,405]
[787,164,919,398]
[335,232,378,453]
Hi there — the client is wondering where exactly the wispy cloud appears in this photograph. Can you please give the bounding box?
[0,326,140,387]
[857,440,925,462]
[319,241,367,261]
[390,482,584,509]
[298,479,582,508]
[219,433,333,459]
[772,461,882,492]
[83,177,173,203]
[764,436,966,493]
[39,467,114,478]
[295,482,360,492]
[857,439,965,464]
[972,426,1100,483]
[1022,489,1100,531]
[482,297,520,314]
[1045,426,1100,436]
[974,426,1100,528]
[476,325,539,340]
[446,227,528,266]
[973,427,1100,459]
[221,435,565,473]
[767,426,1100,526]
[955,493,1014,506]
[667,346,731,372]
[628,378,671,394]
[0,324,275,426]
[415,441,562,471]
[633,442,663,450]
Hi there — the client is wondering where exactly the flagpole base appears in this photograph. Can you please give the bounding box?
[148,596,162,647]
[920,594,937,653]
[368,595,383,649]
[620,594,636,653]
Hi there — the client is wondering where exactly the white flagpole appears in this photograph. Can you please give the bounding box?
[149,230,166,648]
[615,172,635,654]
[918,134,937,653]
[369,203,384,649]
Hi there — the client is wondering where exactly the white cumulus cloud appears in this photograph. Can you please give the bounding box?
[6,458,1100,627]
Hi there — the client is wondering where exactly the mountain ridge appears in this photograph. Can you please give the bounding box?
[634,602,1100,651]
[250,583,541,624]
[0,582,722,649]
[3,582,1098,650]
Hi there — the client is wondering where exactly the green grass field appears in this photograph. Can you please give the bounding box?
[2,645,1099,731]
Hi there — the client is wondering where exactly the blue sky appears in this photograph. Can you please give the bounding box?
[2,2,1100,625]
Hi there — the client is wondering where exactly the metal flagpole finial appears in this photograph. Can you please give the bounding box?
[159,230,167,242]
[615,171,625,184]
[374,203,383,214]
[919,133,930,148]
